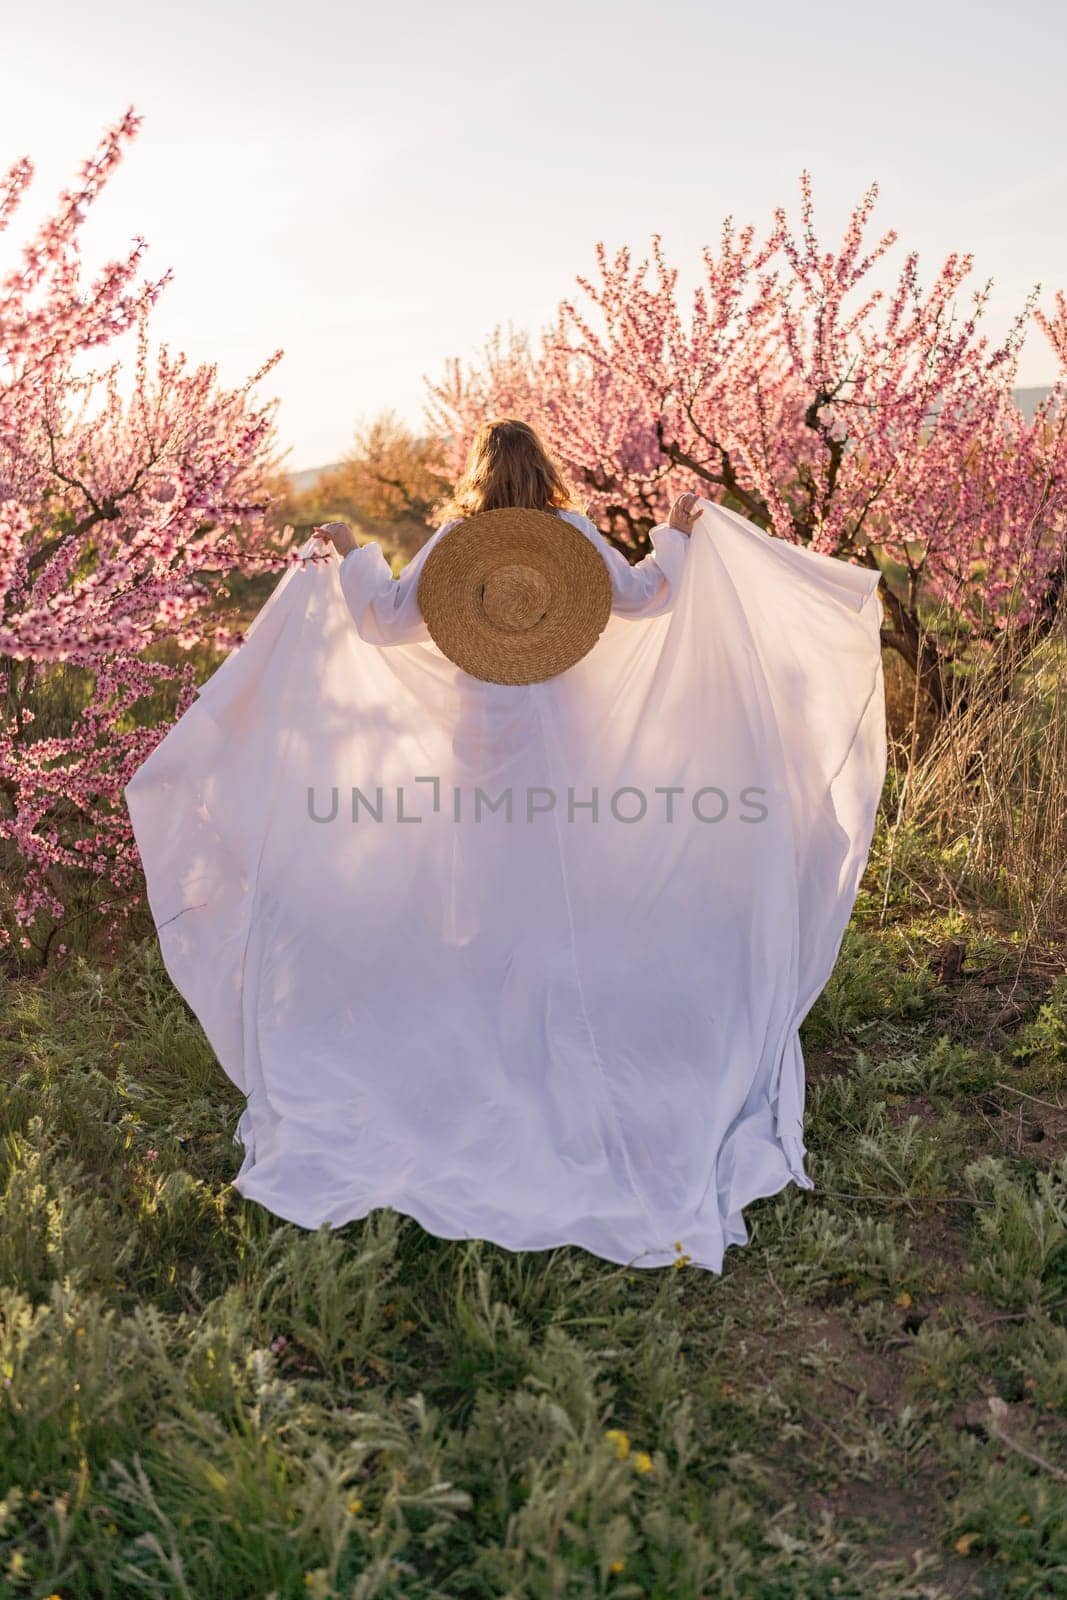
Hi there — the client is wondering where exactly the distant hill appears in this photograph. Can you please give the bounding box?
[1012,386,1056,421]
[288,387,1058,484]
[288,462,342,494]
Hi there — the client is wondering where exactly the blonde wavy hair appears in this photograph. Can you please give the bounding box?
[439,418,587,522]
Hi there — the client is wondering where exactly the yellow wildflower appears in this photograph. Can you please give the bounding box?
[604,1429,630,1459]
[347,1498,363,1515]
[609,1558,626,1573]
[633,1451,653,1474]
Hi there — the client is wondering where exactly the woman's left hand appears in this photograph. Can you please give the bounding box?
[668,493,702,535]
[313,521,359,557]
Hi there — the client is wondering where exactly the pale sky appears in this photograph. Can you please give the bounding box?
[3,0,1065,473]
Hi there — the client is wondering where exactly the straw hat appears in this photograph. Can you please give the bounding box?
[417,507,613,685]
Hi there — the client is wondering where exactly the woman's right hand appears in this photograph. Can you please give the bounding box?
[668,493,702,536]
[314,521,359,557]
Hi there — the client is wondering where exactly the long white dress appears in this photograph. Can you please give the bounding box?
[124,498,886,1273]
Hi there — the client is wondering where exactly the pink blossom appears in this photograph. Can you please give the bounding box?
[0,110,287,954]
[427,173,1067,708]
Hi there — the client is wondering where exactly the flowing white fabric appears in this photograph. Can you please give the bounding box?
[125,498,886,1273]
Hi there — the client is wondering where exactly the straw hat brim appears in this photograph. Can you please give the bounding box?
[417,507,613,685]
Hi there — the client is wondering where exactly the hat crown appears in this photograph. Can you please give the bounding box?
[480,563,552,632]
[417,507,612,685]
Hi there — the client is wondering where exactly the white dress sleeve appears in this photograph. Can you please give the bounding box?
[563,513,691,619]
[338,522,457,646]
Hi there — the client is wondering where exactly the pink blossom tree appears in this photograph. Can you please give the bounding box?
[0,110,286,963]
[426,176,1067,713]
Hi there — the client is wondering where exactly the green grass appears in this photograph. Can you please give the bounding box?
[1,908,1066,1598]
